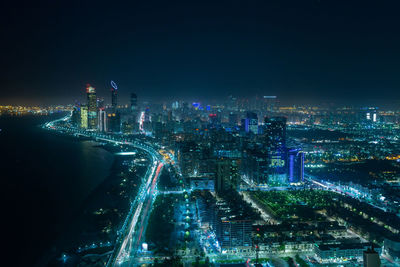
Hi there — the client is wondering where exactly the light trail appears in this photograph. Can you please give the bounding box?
[43,115,165,267]
[116,152,136,156]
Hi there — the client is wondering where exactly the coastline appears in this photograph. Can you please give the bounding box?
[37,137,150,266]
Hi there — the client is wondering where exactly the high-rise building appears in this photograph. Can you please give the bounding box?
[98,108,107,132]
[111,81,118,111]
[244,112,258,134]
[264,116,286,150]
[97,97,105,109]
[130,93,137,112]
[264,117,287,185]
[215,158,239,192]
[287,149,304,184]
[107,112,121,133]
[80,105,88,129]
[86,84,97,130]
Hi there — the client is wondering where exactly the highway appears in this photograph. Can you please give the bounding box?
[44,114,165,267]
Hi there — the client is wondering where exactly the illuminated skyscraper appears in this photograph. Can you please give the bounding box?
[98,108,107,132]
[80,105,88,129]
[86,84,97,130]
[97,97,105,109]
[244,112,258,134]
[107,112,121,132]
[264,116,286,150]
[111,80,118,111]
[287,149,304,184]
[264,116,287,185]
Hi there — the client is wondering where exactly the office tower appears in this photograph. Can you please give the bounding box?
[98,108,107,132]
[97,97,105,109]
[287,149,304,184]
[244,112,258,134]
[215,158,239,192]
[264,117,287,185]
[130,93,137,112]
[80,105,88,129]
[111,81,118,111]
[107,112,121,132]
[264,116,286,150]
[86,84,97,130]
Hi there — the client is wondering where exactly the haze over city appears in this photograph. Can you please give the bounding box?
[1,1,400,267]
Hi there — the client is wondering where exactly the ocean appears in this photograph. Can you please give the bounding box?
[0,114,114,266]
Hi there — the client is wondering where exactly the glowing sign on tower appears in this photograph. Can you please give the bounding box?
[86,84,95,93]
[111,80,118,90]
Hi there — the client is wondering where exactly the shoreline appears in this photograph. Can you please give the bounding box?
[37,134,150,266]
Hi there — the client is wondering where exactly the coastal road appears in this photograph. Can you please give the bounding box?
[113,162,163,266]
[44,115,165,266]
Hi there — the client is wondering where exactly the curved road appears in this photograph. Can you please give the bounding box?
[44,114,165,267]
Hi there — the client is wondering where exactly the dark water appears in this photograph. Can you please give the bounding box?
[0,115,114,266]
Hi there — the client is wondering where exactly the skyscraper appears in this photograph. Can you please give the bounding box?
[264,116,287,185]
[107,112,121,133]
[86,84,97,130]
[287,149,304,184]
[111,81,118,111]
[130,93,137,113]
[264,116,286,150]
[80,105,88,129]
[244,112,258,134]
[98,108,107,132]
[215,158,239,192]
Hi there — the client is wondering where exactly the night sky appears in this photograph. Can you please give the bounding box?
[1,0,400,106]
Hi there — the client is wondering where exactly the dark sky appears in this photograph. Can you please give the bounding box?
[1,0,400,106]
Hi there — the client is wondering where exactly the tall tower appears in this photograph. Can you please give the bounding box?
[111,80,118,111]
[98,108,107,132]
[264,116,287,185]
[80,105,88,129]
[86,84,97,130]
[264,116,286,150]
[245,111,258,134]
[130,93,137,113]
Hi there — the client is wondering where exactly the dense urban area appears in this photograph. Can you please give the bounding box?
[3,83,400,267]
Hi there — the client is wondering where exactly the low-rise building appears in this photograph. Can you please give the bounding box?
[314,242,381,263]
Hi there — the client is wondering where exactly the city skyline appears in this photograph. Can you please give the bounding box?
[2,1,400,267]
